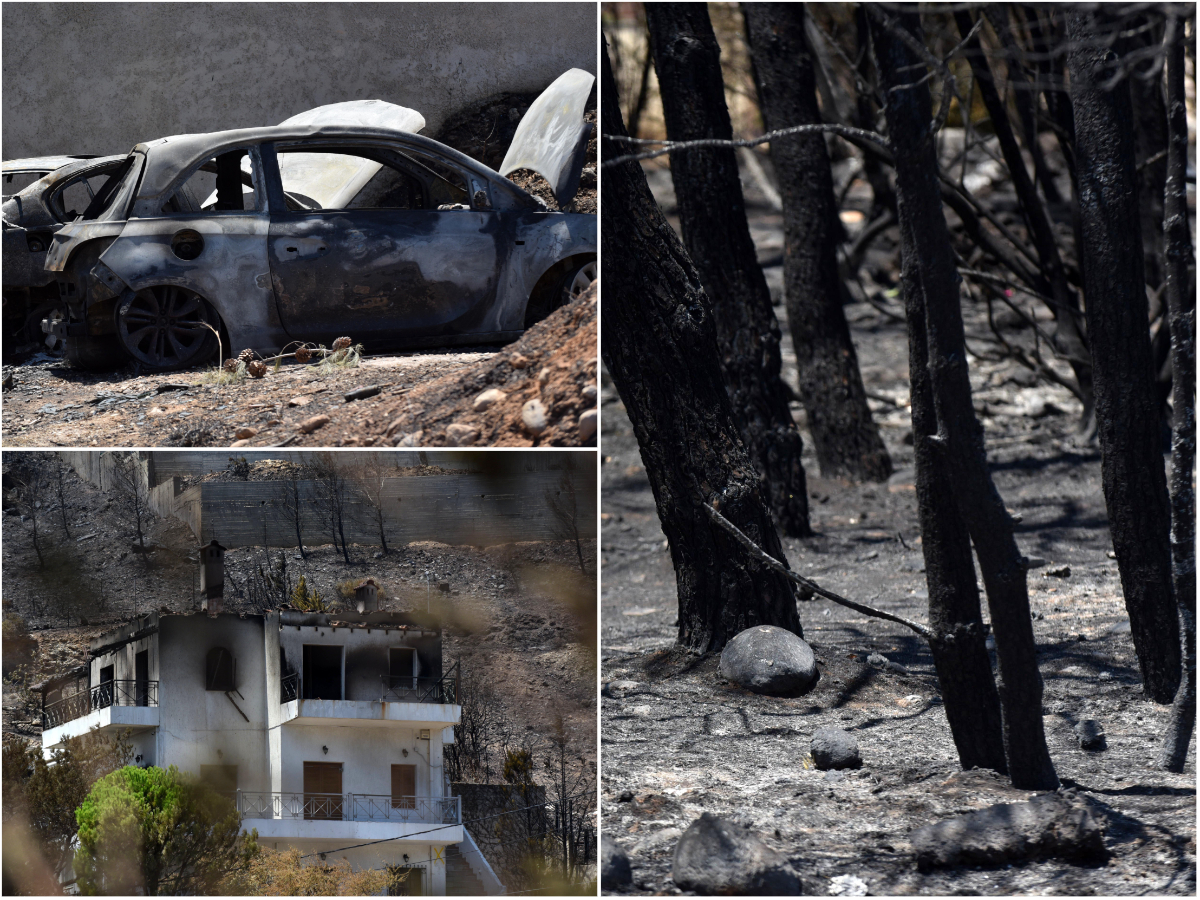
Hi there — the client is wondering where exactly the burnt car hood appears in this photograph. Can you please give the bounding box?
[499,68,595,207]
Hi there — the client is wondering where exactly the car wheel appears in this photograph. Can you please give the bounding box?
[64,334,126,371]
[115,285,218,371]
[560,260,597,306]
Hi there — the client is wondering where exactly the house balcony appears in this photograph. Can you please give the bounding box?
[41,680,159,749]
[237,791,463,843]
[279,667,460,730]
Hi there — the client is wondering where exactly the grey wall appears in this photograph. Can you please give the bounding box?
[3,2,596,160]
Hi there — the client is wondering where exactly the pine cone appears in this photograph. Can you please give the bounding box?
[247,360,268,379]
[295,346,312,363]
[223,358,239,373]
[332,336,352,352]
[238,348,257,364]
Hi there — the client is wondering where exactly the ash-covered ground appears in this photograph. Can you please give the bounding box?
[600,162,1195,896]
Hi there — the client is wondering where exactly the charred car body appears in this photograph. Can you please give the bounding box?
[2,155,128,347]
[34,69,596,371]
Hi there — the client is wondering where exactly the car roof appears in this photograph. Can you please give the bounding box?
[2,155,100,173]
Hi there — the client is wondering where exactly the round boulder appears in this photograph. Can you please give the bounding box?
[811,726,862,770]
[719,625,818,696]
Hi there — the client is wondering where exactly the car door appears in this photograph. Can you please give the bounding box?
[264,142,504,345]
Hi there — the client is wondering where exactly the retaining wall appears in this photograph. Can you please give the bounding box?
[3,2,596,159]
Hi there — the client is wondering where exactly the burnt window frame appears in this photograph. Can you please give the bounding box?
[301,643,345,701]
[152,144,268,219]
[205,647,237,692]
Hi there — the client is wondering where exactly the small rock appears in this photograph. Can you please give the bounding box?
[617,790,635,802]
[537,367,552,386]
[829,874,869,896]
[473,388,506,411]
[1106,619,1131,635]
[606,680,642,696]
[1043,565,1071,578]
[1075,719,1107,751]
[910,792,1107,871]
[867,652,908,674]
[719,625,818,696]
[266,418,282,427]
[521,399,547,436]
[296,414,330,434]
[373,552,383,559]
[446,423,480,446]
[344,384,381,402]
[287,396,311,407]
[577,408,597,442]
[394,431,425,447]
[510,352,531,369]
[581,383,598,401]
[672,813,801,895]
[811,727,861,770]
[601,838,633,891]
[1,373,13,391]
[230,439,251,448]
[235,427,257,440]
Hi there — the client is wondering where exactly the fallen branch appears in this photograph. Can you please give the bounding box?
[704,504,935,640]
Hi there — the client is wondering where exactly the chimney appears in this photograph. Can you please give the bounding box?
[355,578,379,613]
[200,539,226,616]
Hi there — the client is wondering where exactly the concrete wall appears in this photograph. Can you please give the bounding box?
[3,2,597,160]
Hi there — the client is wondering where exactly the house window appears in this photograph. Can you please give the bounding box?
[302,645,343,700]
[391,764,416,810]
[206,648,236,692]
[390,648,417,684]
[200,765,238,799]
[96,665,115,709]
[303,761,343,820]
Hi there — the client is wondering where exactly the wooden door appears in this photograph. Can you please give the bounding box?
[303,761,343,820]
[391,764,416,810]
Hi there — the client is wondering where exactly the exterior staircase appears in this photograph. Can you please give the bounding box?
[445,844,487,896]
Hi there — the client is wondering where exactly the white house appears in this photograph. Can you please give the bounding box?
[38,555,502,895]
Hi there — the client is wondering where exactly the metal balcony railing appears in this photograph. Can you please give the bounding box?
[42,680,158,729]
[237,791,461,825]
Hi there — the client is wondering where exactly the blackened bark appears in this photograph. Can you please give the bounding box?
[744,3,892,484]
[1157,30,1195,772]
[872,10,1057,790]
[897,211,1007,775]
[1066,11,1181,703]
[954,11,1094,430]
[645,3,811,538]
[600,46,802,654]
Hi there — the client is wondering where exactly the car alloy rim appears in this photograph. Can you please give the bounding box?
[117,285,213,368]
[568,261,597,299]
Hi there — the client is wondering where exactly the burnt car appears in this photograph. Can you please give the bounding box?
[41,69,596,372]
[3,155,130,347]
[2,155,102,201]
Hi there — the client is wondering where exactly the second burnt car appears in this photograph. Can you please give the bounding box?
[41,69,596,372]
[2,155,128,349]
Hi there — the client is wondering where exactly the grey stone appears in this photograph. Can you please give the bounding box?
[867,652,908,674]
[910,792,1107,872]
[601,837,632,890]
[811,727,862,770]
[577,408,597,441]
[672,813,801,895]
[446,423,480,446]
[719,625,818,696]
[521,399,547,435]
[1075,719,1107,751]
[472,387,506,411]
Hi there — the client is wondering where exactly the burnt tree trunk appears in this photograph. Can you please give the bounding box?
[1157,28,1195,772]
[1066,10,1181,703]
[872,9,1058,790]
[898,210,1008,775]
[600,46,802,653]
[854,5,895,220]
[645,3,811,537]
[744,3,892,484]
